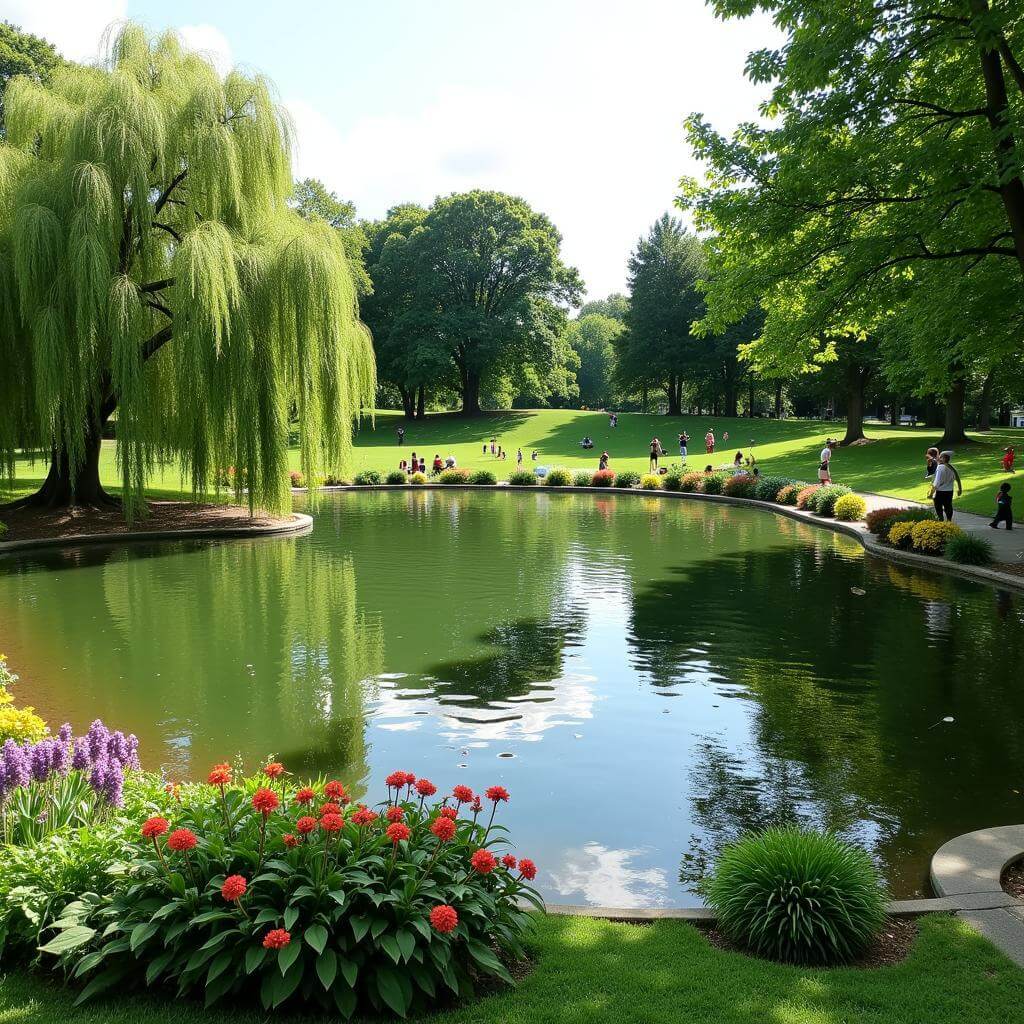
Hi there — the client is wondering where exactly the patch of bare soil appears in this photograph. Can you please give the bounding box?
[1002,858,1024,899]
[0,500,293,543]
[702,916,919,969]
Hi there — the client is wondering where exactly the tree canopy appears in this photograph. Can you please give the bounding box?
[0,21,63,134]
[0,23,375,517]
[567,313,622,409]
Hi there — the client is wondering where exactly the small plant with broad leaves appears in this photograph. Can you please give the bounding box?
[702,826,886,966]
[323,472,351,487]
[353,470,383,486]
[40,767,541,1018]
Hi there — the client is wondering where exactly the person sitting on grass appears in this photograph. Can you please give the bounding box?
[444,455,457,469]
[992,482,1013,530]
[432,454,444,475]
[531,449,539,461]
[733,450,744,468]
[704,464,713,473]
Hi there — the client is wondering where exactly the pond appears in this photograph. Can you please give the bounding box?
[1,490,1022,907]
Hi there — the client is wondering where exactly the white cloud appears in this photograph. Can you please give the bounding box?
[548,842,669,907]
[177,23,233,78]
[0,0,126,63]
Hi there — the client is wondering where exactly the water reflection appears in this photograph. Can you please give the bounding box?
[549,843,669,908]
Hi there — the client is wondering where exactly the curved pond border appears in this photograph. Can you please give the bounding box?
[304,483,1024,594]
[0,512,313,555]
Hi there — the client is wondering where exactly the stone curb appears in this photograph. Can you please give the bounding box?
[931,824,1024,898]
[0,512,313,556]
[296,483,1024,593]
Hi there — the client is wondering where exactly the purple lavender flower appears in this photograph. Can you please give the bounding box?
[107,731,129,766]
[71,737,90,771]
[87,719,109,763]
[2,739,30,790]
[30,741,52,783]
[89,755,108,795]
[58,723,73,743]
[126,734,141,771]
[101,758,124,807]
[51,736,71,775]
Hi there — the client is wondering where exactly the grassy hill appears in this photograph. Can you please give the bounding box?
[5,409,1021,519]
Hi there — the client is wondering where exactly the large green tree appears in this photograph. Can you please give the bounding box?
[682,0,1024,445]
[618,215,706,415]
[566,313,622,408]
[292,176,370,296]
[367,190,581,416]
[0,24,374,517]
[0,21,63,135]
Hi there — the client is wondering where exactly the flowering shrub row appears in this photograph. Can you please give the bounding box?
[0,655,47,745]
[41,764,540,1018]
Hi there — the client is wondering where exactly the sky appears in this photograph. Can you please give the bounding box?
[1,0,779,300]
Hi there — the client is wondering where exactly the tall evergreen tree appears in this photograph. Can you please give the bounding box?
[0,24,374,517]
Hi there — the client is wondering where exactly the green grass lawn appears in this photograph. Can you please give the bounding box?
[0,914,1019,1024]
[5,409,1022,519]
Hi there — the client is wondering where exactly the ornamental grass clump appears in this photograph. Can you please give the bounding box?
[722,474,756,498]
[833,494,867,521]
[614,470,641,488]
[679,472,705,493]
[438,468,471,484]
[467,469,497,485]
[508,469,535,486]
[544,467,573,487]
[807,484,852,517]
[702,827,887,966]
[42,766,540,1018]
[753,476,792,502]
[701,472,729,495]
[385,470,407,485]
[353,470,383,486]
[910,519,963,555]
[945,533,994,566]
[639,473,662,490]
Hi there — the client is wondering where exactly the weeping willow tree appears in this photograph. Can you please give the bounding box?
[0,23,375,518]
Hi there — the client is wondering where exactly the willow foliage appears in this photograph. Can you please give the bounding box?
[0,23,375,517]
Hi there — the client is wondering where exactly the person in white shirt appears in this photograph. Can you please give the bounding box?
[818,439,836,483]
[929,451,962,521]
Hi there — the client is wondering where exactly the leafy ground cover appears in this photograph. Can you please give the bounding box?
[4,410,1021,519]
[1,912,1021,1024]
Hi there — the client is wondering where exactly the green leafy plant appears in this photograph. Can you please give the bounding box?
[409,472,428,485]
[0,521,7,537]
[833,494,867,521]
[701,472,729,495]
[467,470,497,485]
[353,470,383,486]
[639,474,662,490]
[945,533,994,566]
[438,468,471,484]
[661,469,683,491]
[508,470,536,486]
[42,768,540,1018]
[589,469,615,487]
[613,470,641,488]
[323,473,351,487]
[385,470,408,485]
[544,468,573,487]
[572,470,594,487]
[722,474,756,498]
[807,484,852,517]
[702,827,886,966]
[752,476,792,502]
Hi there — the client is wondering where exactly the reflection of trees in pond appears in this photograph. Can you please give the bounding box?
[627,544,1024,890]
[0,538,382,783]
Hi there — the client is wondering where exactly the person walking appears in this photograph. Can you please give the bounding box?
[705,429,715,455]
[1002,446,1016,473]
[397,425,405,445]
[991,482,1013,530]
[678,431,689,462]
[929,451,962,521]
[517,447,523,468]
[818,438,835,483]
[599,451,609,471]
[925,446,939,481]
[649,437,661,471]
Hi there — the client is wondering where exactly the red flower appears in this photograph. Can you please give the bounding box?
[294,787,315,805]
[470,796,483,814]
[264,762,285,780]
[221,875,247,901]
[470,849,496,874]
[385,770,407,789]
[502,854,518,869]
[351,807,378,827]
[252,788,279,815]
[141,816,169,839]
[296,815,318,835]
[320,812,344,832]
[439,806,458,820]
[415,778,437,797]
[429,905,459,934]
[263,929,291,950]
[518,858,537,881]
[386,822,411,844]
[167,828,197,852]
[207,763,232,786]
[452,785,474,804]
[431,816,456,842]
[402,772,417,787]
[323,780,346,800]
[282,833,298,848]
[386,807,405,823]
[319,802,342,817]
[485,785,509,803]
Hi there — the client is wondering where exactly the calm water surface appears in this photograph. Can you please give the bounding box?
[1,491,1022,906]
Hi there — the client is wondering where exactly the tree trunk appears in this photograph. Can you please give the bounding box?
[666,376,681,416]
[460,368,481,416]
[889,396,899,426]
[937,377,971,446]
[924,394,944,428]
[840,363,869,445]
[416,384,425,419]
[399,385,415,420]
[723,387,737,418]
[774,381,783,418]
[999,402,1011,427]
[977,369,994,431]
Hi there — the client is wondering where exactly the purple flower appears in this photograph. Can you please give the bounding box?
[51,737,71,776]
[88,755,108,795]
[126,734,140,771]
[107,731,129,766]
[101,758,124,807]
[87,720,109,763]
[58,723,73,743]
[30,741,52,783]
[71,737,90,771]
[2,739,30,790]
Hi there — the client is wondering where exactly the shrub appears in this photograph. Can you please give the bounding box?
[701,472,729,495]
[808,484,852,517]
[873,507,936,541]
[910,519,963,555]
[508,469,536,486]
[353,469,383,486]
[679,472,705,493]
[639,473,662,490]
[795,485,820,510]
[775,484,802,506]
[323,473,351,487]
[834,494,867,521]
[702,827,886,966]
[289,471,305,488]
[865,506,907,535]
[590,469,616,487]
[467,469,497,485]
[752,476,792,502]
[409,471,428,485]
[722,474,756,498]
[573,470,594,487]
[661,469,683,491]
[544,467,573,487]
[0,656,47,744]
[438,468,471,484]
[385,470,408,485]
[613,470,641,488]
[886,521,916,549]
[43,768,540,1018]
[945,533,994,566]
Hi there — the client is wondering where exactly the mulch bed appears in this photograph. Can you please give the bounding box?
[702,916,919,969]
[1002,858,1024,899]
[0,501,292,543]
